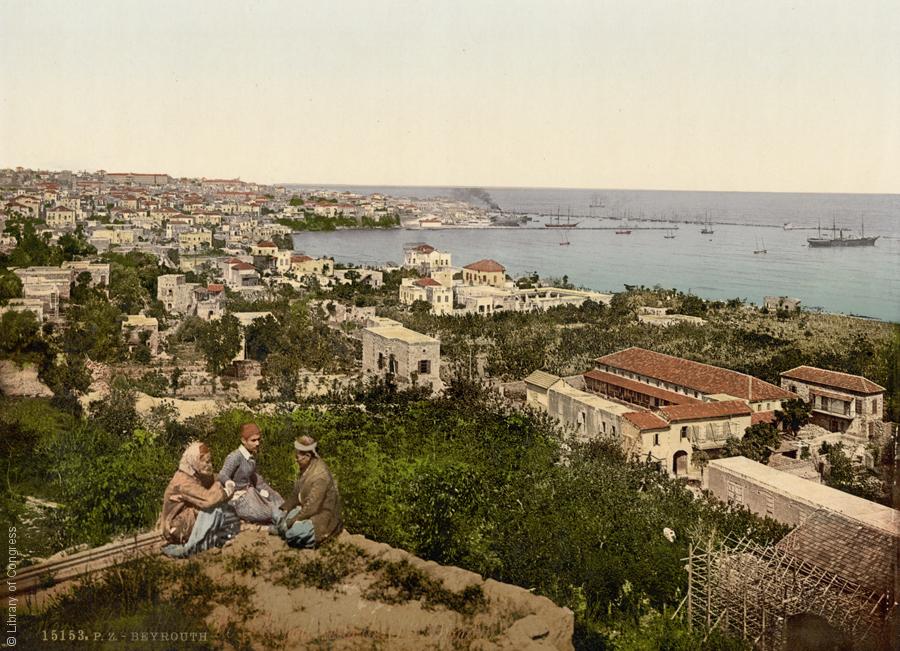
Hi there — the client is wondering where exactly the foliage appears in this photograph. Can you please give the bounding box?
[0,268,22,303]
[195,313,242,392]
[18,557,222,650]
[819,442,883,502]
[774,398,811,435]
[724,423,781,463]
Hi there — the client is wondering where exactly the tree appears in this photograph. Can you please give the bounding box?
[0,269,22,304]
[774,398,811,435]
[89,375,141,439]
[170,367,183,397]
[244,314,281,362]
[196,314,242,392]
[725,422,780,463]
[410,299,431,315]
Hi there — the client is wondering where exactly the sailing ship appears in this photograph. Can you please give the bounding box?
[753,237,767,254]
[664,229,676,239]
[545,209,579,228]
[700,213,714,235]
[807,217,878,247]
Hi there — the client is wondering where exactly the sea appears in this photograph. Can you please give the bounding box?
[289,186,900,322]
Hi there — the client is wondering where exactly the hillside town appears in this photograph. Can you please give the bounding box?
[1,166,896,649]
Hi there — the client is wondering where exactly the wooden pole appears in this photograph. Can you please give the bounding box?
[687,543,693,630]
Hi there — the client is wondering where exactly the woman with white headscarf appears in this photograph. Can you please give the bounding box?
[160,441,241,558]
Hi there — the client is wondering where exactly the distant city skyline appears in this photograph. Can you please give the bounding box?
[2,0,899,194]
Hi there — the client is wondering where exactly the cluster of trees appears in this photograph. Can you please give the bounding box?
[275,211,399,232]
[1,382,785,648]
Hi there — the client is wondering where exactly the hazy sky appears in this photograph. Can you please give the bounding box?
[1,1,898,192]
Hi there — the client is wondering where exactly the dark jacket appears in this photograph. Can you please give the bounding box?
[281,458,342,543]
[217,447,275,494]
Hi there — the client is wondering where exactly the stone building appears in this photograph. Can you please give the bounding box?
[399,277,454,315]
[462,259,506,288]
[362,318,441,390]
[780,366,884,439]
[46,205,77,229]
[525,347,793,479]
[178,230,212,253]
[403,243,452,274]
[705,456,898,535]
[122,314,159,355]
[157,274,199,314]
[763,296,801,312]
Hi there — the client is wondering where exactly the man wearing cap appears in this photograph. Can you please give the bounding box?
[218,423,284,524]
[272,435,342,548]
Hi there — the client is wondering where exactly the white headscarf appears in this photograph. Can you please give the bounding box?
[178,441,212,477]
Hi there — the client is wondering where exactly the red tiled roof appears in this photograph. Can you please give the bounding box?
[658,400,752,422]
[595,348,795,402]
[414,244,435,253]
[751,410,776,425]
[255,240,276,247]
[623,411,669,431]
[231,262,256,271]
[207,284,224,293]
[464,259,505,273]
[291,255,313,262]
[780,366,884,394]
[414,277,442,287]
[583,369,702,405]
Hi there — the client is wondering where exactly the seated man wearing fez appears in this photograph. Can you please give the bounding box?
[272,435,342,548]
[218,422,284,524]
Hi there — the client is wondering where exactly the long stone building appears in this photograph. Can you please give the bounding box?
[526,347,795,478]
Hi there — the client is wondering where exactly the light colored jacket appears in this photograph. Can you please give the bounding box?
[160,470,228,544]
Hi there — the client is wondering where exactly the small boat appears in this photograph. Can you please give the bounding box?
[664,229,676,239]
[615,229,632,235]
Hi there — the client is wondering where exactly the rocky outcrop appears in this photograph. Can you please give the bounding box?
[344,532,574,651]
[0,360,53,397]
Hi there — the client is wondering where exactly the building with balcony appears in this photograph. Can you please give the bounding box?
[780,366,885,439]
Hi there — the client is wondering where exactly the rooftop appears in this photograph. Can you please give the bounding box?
[658,400,752,422]
[583,369,702,405]
[523,370,561,390]
[622,411,669,431]
[775,510,896,594]
[464,259,505,273]
[595,347,795,402]
[366,325,439,345]
[780,365,884,394]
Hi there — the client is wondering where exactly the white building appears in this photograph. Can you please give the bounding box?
[403,243,452,274]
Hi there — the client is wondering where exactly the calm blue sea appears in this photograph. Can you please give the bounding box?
[289,186,900,322]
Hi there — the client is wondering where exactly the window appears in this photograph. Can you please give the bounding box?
[872,399,878,415]
[418,359,431,374]
[653,433,659,446]
[855,398,862,415]
[726,481,744,505]
[377,352,384,370]
[680,426,688,440]
[764,493,775,517]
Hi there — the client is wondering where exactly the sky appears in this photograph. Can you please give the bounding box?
[1,0,899,193]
